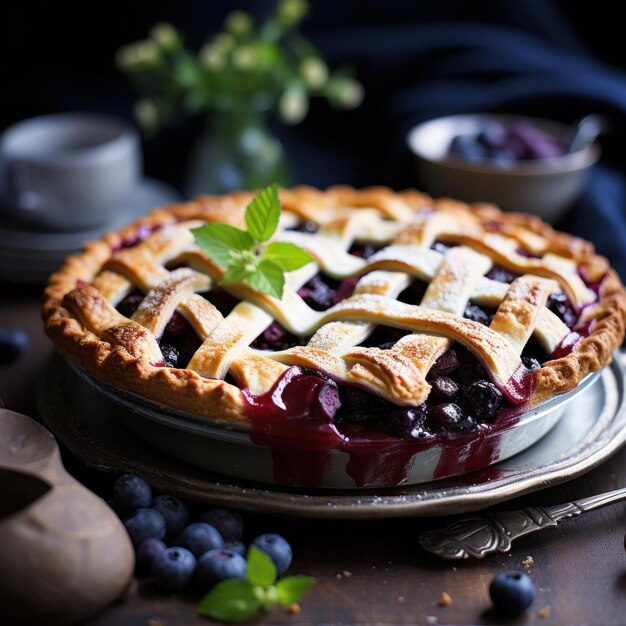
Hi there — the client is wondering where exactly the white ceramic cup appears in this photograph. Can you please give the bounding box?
[0,113,142,231]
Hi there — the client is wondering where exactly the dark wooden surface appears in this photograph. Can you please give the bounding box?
[3,281,626,626]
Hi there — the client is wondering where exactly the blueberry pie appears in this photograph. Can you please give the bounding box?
[44,187,626,485]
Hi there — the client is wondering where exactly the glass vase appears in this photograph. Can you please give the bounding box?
[185,108,291,196]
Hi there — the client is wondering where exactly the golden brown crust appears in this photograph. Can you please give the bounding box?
[43,186,626,424]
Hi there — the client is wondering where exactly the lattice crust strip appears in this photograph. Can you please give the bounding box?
[62,203,577,404]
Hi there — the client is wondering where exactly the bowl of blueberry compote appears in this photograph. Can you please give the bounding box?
[407,113,599,222]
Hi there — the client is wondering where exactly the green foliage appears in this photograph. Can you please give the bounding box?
[197,546,315,623]
[116,0,364,134]
[192,184,313,299]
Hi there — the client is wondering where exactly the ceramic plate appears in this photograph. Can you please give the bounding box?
[37,355,626,518]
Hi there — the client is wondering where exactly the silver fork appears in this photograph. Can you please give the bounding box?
[418,487,626,559]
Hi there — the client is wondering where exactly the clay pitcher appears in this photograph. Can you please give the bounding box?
[0,409,135,625]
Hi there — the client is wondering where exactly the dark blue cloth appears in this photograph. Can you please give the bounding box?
[303,0,626,279]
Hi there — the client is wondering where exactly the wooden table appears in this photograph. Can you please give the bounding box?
[3,281,626,626]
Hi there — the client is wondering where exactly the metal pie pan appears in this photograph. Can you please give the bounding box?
[70,360,601,489]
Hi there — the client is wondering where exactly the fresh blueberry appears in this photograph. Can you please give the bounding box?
[387,405,429,439]
[0,329,29,365]
[123,508,166,546]
[430,376,460,399]
[151,547,197,592]
[136,538,166,574]
[152,495,190,539]
[465,380,503,419]
[113,474,152,512]
[194,549,247,591]
[464,303,491,326]
[429,348,460,377]
[250,534,292,575]
[224,540,247,556]
[489,571,536,617]
[199,508,244,542]
[176,522,224,557]
[430,403,476,433]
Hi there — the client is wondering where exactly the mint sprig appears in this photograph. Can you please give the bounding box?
[197,545,315,623]
[191,184,314,299]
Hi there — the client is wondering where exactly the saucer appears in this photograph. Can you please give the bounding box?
[0,177,180,284]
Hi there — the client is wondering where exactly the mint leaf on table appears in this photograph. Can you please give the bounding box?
[246,545,277,586]
[275,575,316,605]
[197,544,315,623]
[192,184,314,299]
[197,578,260,623]
[245,183,281,242]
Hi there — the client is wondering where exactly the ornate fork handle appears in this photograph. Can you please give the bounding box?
[418,487,626,559]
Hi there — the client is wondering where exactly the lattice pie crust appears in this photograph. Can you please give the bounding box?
[44,187,626,426]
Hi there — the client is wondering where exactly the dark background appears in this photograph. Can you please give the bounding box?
[3,0,626,194]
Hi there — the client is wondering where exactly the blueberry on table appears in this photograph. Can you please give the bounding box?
[223,539,247,556]
[194,548,247,591]
[0,329,28,365]
[152,494,189,538]
[176,522,224,557]
[200,508,244,541]
[113,474,152,512]
[123,508,166,546]
[151,547,197,592]
[136,538,166,574]
[489,571,536,617]
[251,533,292,575]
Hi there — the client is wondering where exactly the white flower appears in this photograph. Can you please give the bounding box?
[134,99,159,133]
[279,87,308,124]
[299,57,328,89]
[200,44,226,70]
[224,11,253,37]
[233,45,256,70]
[332,77,364,108]
[150,22,180,51]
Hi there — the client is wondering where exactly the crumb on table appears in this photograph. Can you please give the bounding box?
[437,591,452,606]
[522,555,535,567]
[538,606,550,619]
[286,603,301,615]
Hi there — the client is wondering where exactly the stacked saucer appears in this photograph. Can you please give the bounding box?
[0,178,180,284]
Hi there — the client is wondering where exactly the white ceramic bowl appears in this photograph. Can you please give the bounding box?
[407,113,600,223]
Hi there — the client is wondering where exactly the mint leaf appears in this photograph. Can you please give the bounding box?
[246,545,277,587]
[264,242,314,271]
[220,259,257,285]
[275,576,316,606]
[245,184,280,242]
[248,260,285,299]
[197,578,260,623]
[193,223,254,252]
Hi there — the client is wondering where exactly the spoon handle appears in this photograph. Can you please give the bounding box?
[418,487,626,559]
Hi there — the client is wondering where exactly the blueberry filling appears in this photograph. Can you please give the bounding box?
[286,220,318,234]
[547,291,578,327]
[349,242,379,259]
[485,266,519,283]
[250,321,306,351]
[298,274,358,311]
